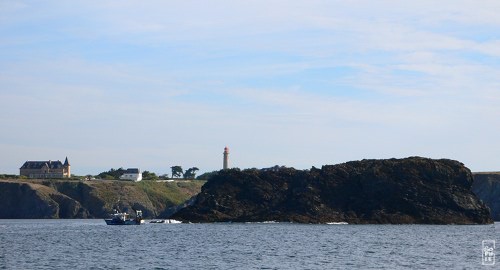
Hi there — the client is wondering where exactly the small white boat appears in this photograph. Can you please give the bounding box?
[104,209,145,225]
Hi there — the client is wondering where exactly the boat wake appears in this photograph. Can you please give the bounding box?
[244,221,279,224]
[149,219,182,224]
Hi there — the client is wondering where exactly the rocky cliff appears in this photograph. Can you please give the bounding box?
[171,157,492,224]
[472,173,500,221]
[0,179,203,219]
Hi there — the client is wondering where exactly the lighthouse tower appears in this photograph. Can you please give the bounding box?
[223,146,229,170]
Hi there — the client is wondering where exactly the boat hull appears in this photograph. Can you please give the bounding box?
[104,219,145,225]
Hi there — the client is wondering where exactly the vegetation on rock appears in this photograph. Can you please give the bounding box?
[0,179,204,219]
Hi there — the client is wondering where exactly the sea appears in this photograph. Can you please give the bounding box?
[0,220,498,269]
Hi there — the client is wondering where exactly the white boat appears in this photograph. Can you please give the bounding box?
[104,209,145,225]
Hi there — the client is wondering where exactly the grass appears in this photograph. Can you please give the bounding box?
[137,180,205,209]
[1,178,206,214]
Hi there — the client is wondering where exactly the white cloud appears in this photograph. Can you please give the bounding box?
[1,1,500,174]
[474,40,500,57]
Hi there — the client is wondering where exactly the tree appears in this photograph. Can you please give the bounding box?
[142,171,159,180]
[171,166,183,178]
[98,168,126,180]
[184,167,199,179]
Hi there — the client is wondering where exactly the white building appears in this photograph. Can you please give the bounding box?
[120,168,142,182]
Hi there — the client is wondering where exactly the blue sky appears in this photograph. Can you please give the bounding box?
[1,1,500,175]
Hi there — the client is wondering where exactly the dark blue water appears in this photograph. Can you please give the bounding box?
[0,220,498,269]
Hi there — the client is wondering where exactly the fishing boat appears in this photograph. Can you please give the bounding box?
[105,209,145,225]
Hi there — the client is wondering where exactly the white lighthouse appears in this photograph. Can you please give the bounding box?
[223,146,229,170]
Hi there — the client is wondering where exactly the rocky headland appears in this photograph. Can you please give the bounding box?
[0,179,203,219]
[471,172,500,221]
[171,157,492,224]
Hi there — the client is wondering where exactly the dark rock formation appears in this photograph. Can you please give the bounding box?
[472,173,500,221]
[171,157,492,224]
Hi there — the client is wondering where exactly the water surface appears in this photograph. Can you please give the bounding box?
[0,220,497,269]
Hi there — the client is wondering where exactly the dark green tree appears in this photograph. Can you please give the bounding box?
[98,168,126,180]
[142,171,159,180]
[171,166,183,178]
[184,167,199,179]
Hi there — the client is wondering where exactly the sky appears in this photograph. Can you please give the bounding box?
[1,1,500,176]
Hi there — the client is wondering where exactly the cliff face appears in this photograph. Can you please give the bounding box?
[472,173,500,221]
[0,180,203,219]
[172,157,492,224]
[0,182,88,218]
